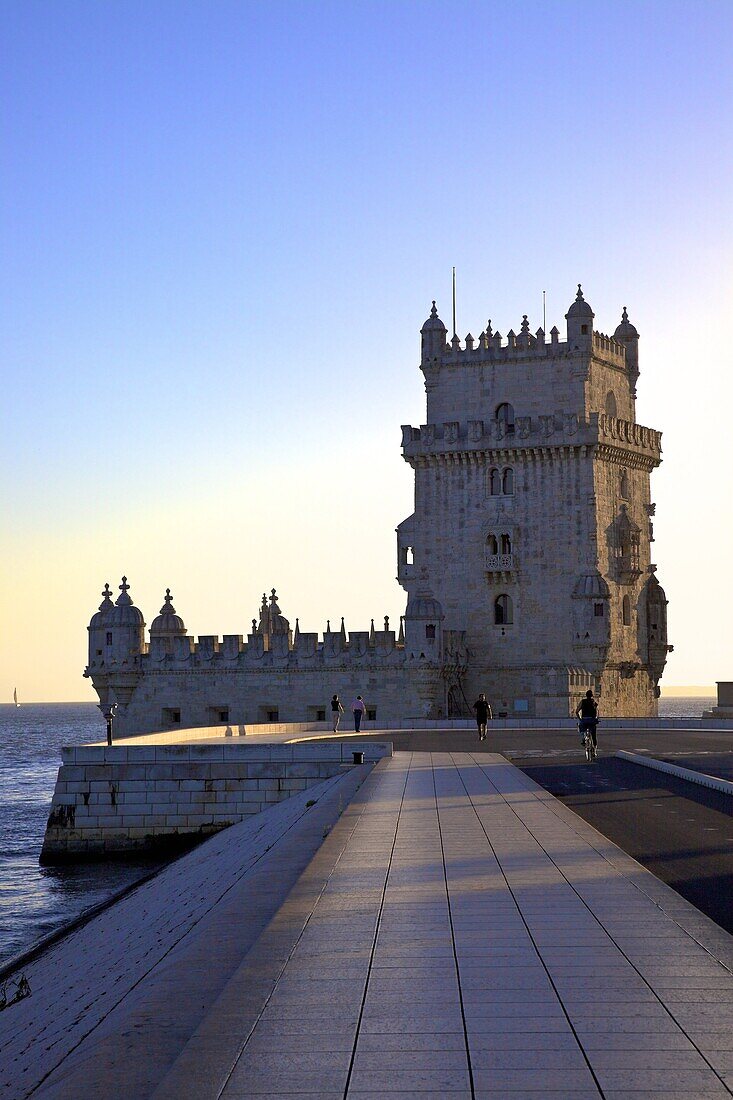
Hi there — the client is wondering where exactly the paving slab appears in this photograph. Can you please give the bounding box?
[137,752,728,1097]
[21,750,733,1097]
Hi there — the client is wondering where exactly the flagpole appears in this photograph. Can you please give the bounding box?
[452,267,456,339]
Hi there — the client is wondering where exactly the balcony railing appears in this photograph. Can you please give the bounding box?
[486,553,513,571]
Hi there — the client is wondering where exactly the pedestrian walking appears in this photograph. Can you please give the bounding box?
[352,695,366,733]
[472,693,492,740]
[330,693,344,732]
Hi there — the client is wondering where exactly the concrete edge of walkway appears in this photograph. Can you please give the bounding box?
[494,753,733,974]
[150,755,397,1100]
[31,763,376,1100]
[616,748,733,796]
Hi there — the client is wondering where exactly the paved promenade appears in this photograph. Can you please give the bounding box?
[154,753,733,1099]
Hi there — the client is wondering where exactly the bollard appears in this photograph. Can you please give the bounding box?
[352,751,365,765]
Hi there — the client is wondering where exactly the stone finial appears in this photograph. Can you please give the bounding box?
[576,283,584,301]
[486,320,492,339]
[369,618,375,644]
[102,582,112,601]
[158,588,176,615]
[340,616,347,642]
[116,576,133,606]
[398,616,405,646]
[294,617,300,640]
[326,619,331,633]
[384,615,389,631]
[251,619,257,634]
[430,300,438,317]
[521,315,530,335]
[622,306,629,323]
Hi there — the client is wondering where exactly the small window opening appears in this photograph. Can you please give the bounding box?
[605,391,617,417]
[218,708,229,723]
[267,708,279,723]
[406,546,414,564]
[367,707,377,722]
[500,534,512,554]
[96,649,103,656]
[163,707,181,725]
[105,631,112,646]
[316,708,326,722]
[496,403,515,435]
[581,324,588,335]
[622,595,631,626]
[620,469,629,499]
[486,534,498,554]
[494,594,513,626]
[594,603,604,618]
[502,467,514,495]
[425,624,436,640]
[489,467,501,495]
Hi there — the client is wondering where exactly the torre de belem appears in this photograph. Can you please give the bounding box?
[86,286,671,734]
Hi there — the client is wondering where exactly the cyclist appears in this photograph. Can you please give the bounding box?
[575,689,599,755]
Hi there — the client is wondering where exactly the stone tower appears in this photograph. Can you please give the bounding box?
[397,287,671,717]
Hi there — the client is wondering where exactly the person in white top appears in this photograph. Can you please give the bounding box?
[352,695,366,733]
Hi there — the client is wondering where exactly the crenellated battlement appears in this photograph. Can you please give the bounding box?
[401,412,662,465]
[423,324,626,369]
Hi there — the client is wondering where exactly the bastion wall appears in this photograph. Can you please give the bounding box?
[41,740,392,863]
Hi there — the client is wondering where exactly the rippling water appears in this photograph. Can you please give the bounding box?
[0,696,717,968]
[0,703,164,968]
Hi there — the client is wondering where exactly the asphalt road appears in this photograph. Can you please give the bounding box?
[517,754,733,935]
[319,727,733,933]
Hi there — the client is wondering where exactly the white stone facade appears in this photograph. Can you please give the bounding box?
[85,287,670,731]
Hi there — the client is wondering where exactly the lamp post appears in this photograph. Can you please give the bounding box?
[103,703,118,747]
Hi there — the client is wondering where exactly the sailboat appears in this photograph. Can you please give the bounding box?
[13,688,19,708]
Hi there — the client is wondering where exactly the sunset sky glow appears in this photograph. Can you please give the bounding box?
[1,0,732,700]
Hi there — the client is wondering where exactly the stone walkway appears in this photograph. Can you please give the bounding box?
[158,752,733,1099]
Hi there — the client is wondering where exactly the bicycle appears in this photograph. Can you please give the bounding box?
[579,719,598,762]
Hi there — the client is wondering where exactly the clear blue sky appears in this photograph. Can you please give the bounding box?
[1,1,731,697]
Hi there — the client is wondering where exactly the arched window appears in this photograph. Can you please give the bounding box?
[605,391,617,418]
[502,467,514,495]
[620,469,628,499]
[500,533,512,554]
[489,467,502,495]
[486,534,498,555]
[494,594,513,625]
[496,403,515,435]
[622,595,631,626]
[425,624,436,640]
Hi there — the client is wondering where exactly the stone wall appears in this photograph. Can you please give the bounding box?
[41,740,392,863]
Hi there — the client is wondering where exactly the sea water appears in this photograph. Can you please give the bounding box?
[0,696,716,968]
[0,702,164,968]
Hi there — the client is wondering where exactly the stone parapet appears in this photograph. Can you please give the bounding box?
[422,328,626,369]
[41,741,392,863]
[402,412,661,467]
